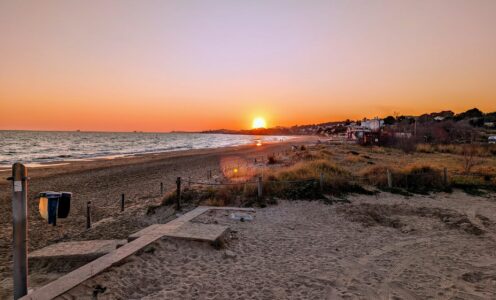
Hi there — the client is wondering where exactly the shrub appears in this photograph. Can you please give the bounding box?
[416,144,435,153]
[360,164,446,193]
[267,155,277,165]
[462,145,484,174]
[359,165,389,187]
[265,159,368,198]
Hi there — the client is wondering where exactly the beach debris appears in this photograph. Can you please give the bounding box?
[92,284,107,299]
[229,213,254,222]
[400,225,415,233]
[224,250,237,259]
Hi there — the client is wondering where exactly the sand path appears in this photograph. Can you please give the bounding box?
[58,191,496,299]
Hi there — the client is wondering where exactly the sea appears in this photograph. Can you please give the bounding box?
[0,131,291,168]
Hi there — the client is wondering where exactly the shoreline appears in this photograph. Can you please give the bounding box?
[0,132,300,172]
[0,135,315,183]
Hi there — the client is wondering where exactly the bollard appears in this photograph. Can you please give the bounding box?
[121,194,125,212]
[86,201,92,229]
[319,172,324,193]
[10,163,28,299]
[387,169,393,188]
[160,182,164,195]
[176,177,182,210]
[443,167,448,186]
[257,176,263,198]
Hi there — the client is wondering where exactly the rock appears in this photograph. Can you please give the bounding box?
[229,213,254,222]
[401,225,414,233]
[224,250,237,259]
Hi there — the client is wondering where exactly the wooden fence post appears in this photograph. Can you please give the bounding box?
[86,201,92,229]
[319,173,324,193]
[121,194,125,212]
[10,163,28,299]
[443,167,448,186]
[387,169,393,188]
[257,176,263,198]
[176,177,181,210]
[160,182,164,195]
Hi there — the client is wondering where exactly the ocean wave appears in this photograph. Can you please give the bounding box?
[0,131,292,165]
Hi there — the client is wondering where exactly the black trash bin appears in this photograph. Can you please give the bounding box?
[58,192,72,218]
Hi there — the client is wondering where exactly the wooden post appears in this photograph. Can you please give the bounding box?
[10,163,28,299]
[176,177,181,210]
[86,201,91,229]
[319,172,324,193]
[160,182,164,195]
[121,194,125,212]
[387,169,393,188]
[443,167,448,186]
[257,176,263,198]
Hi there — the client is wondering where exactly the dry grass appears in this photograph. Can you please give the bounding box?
[416,143,496,157]
[345,154,363,163]
[263,159,369,199]
[360,164,446,193]
[156,143,495,209]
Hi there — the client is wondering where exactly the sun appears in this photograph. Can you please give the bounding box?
[252,117,267,129]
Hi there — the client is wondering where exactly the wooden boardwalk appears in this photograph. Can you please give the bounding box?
[29,240,127,262]
[20,206,254,300]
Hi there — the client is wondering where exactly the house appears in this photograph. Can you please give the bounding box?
[489,136,496,144]
[360,118,384,132]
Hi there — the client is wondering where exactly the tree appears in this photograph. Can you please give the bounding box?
[454,108,483,121]
[383,116,396,125]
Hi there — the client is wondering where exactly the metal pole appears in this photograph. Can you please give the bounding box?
[176,177,181,210]
[160,182,164,195]
[257,176,263,198]
[86,201,91,229]
[11,163,28,299]
[121,194,125,212]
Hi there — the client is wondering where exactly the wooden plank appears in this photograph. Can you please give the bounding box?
[164,223,229,243]
[29,240,126,261]
[20,206,248,300]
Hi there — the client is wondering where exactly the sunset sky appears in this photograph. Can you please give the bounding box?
[1,0,496,132]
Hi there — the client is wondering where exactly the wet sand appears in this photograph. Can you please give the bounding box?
[0,136,315,299]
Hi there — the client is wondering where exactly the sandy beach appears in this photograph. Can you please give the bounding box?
[60,191,496,299]
[0,137,314,299]
[1,138,496,299]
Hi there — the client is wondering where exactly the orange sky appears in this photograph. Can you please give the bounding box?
[1,1,496,132]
